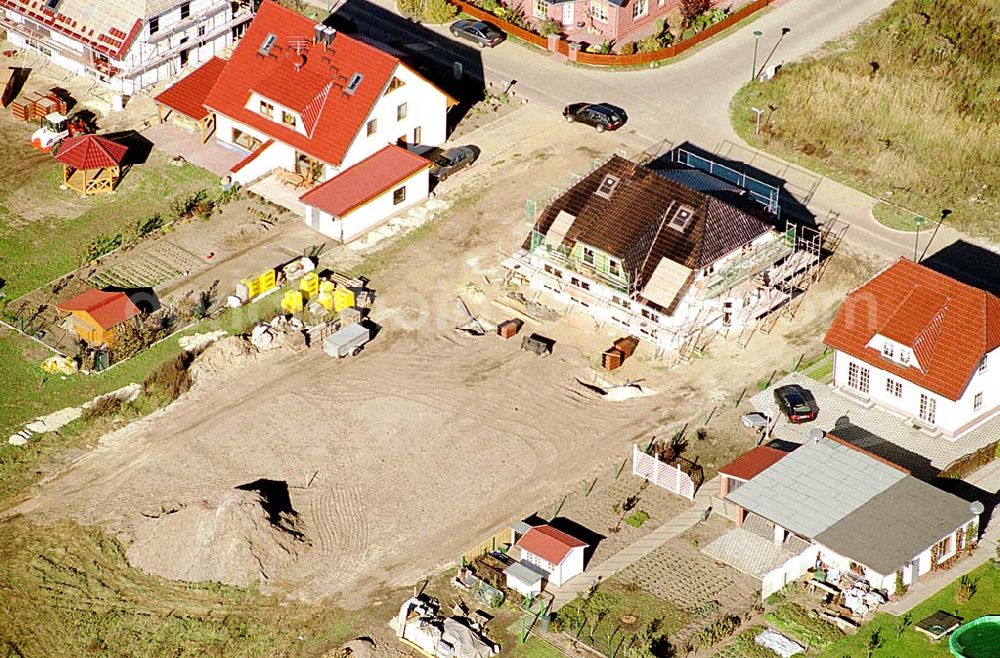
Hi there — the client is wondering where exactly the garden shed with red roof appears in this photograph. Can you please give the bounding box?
[57,288,140,345]
[54,134,128,195]
[513,524,588,588]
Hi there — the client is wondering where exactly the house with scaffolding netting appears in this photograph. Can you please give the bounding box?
[502,152,821,357]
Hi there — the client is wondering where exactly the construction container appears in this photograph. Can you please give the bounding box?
[521,333,554,357]
[602,348,624,372]
[496,319,523,340]
[333,287,355,313]
[614,336,639,359]
[281,290,303,314]
[299,271,319,300]
[323,322,370,358]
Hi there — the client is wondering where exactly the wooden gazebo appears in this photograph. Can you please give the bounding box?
[54,134,128,195]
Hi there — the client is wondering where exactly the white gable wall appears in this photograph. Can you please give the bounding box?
[340,63,448,170]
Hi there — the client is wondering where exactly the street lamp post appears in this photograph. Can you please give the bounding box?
[913,215,926,261]
[751,30,763,81]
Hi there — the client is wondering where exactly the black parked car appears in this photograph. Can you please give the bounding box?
[773,384,817,423]
[429,145,480,181]
[450,20,505,48]
[562,102,627,133]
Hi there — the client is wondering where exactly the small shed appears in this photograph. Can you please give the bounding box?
[515,524,588,587]
[503,561,547,597]
[57,288,140,345]
[54,134,128,195]
[153,57,226,143]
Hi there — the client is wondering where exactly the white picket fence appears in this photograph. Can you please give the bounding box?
[632,444,696,500]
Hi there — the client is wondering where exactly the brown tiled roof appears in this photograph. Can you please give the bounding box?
[531,156,773,308]
[719,446,788,481]
[824,257,1000,400]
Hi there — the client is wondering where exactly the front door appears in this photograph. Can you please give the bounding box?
[562,2,574,26]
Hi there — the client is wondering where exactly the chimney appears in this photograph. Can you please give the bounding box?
[313,23,325,45]
[324,27,337,49]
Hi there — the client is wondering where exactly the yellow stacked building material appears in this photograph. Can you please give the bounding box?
[333,287,355,313]
[241,268,277,300]
[281,290,304,314]
[315,292,334,311]
[319,280,336,294]
[300,272,319,300]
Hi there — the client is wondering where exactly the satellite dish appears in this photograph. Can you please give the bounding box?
[808,428,825,443]
[971,501,985,516]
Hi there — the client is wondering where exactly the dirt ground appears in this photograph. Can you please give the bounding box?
[7,102,888,607]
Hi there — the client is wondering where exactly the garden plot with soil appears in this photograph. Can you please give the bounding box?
[7,105,888,611]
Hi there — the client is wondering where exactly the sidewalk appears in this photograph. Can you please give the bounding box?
[547,476,719,611]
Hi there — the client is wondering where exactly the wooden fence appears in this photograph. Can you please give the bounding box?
[632,444,698,500]
[460,526,515,565]
[449,0,772,68]
[940,439,1000,480]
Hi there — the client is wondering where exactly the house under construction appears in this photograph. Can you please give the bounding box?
[502,152,823,358]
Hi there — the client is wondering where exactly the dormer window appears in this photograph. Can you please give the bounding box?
[282,110,296,128]
[882,342,894,359]
[582,246,595,266]
[259,100,274,118]
[899,350,911,365]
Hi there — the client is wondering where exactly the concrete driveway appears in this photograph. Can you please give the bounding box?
[323,0,983,261]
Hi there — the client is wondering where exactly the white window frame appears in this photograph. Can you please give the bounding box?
[980,355,988,374]
[632,0,648,19]
[582,246,595,266]
[397,102,408,121]
[848,362,870,394]
[920,393,937,424]
[974,392,983,411]
[533,0,547,19]
[882,342,894,358]
[392,186,406,205]
[589,0,608,23]
[885,377,902,398]
[366,118,377,136]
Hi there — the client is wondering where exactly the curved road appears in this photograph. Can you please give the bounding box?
[330,0,980,260]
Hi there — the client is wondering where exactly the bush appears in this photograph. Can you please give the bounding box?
[637,34,666,53]
[625,509,649,528]
[82,394,124,421]
[397,0,421,17]
[679,0,711,27]
[693,615,741,649]
[765,603,842,649]
[619,41,636,55]
[143,354,193,405]
[955,575,977,604]
[423,0,457,23]
[476,0,499,11]
[539,19,560,36]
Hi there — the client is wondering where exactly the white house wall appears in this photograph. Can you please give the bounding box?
[303,168,429,243]
[340,63,448,169]
[833,349,1000,439]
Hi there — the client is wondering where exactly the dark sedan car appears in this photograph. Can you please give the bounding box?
[450,20,505,48]
[773,384,817,423]
[429,145,480,181]
[562,103,627,133]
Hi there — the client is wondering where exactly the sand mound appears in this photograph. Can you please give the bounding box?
[126,485,308,589]
[188,335,258,385]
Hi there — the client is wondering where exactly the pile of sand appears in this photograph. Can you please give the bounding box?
[188,335,258,385]
[126,487,308,589]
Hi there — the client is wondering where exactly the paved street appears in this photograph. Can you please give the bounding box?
[323,0,986,261]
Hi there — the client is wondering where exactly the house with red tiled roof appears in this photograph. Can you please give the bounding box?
[0,0,253,94]
[508,524,587,591]
[718,445,786,498]
[57,288,140,345]
[156,0,451,242]
[824,257,1000,440]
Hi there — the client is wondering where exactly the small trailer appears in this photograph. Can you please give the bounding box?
[323,322,370,358]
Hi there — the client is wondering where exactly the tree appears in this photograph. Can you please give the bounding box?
[679,0,711,27]
[865,628,883,658]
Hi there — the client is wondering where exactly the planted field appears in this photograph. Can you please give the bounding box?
[732,0,1000,239]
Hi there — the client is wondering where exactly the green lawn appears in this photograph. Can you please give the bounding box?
[0,516,359,657]
[731,0,1000,240]
[0,151,217,298]
[871,202,926,232]
[819,561,1000,658]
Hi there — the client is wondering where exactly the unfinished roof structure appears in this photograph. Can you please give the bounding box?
[825,257,1000,400]
[530,155,774,313]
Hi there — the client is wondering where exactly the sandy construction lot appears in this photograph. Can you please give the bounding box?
[10,105,883,606]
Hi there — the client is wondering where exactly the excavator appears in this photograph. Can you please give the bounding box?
[31,111,92,153]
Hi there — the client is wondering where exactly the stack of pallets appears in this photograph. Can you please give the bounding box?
[9,90,67,121]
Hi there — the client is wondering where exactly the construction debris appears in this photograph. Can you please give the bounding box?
[391,596,499,658]
[455,296,486,336]
[520,333,553,357]
[178,330,228,354]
